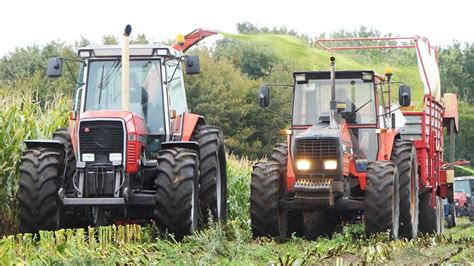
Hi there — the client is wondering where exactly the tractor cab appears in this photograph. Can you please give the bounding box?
[291,70,381,162]
[49,44,200,167]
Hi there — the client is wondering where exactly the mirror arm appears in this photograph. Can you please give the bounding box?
[263,107,291,119]
[164,56,186,84]
[63,59,83,86]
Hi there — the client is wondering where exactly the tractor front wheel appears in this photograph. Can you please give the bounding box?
[270,142,304,237]
[194,125,227,224]
[250,161,287,238]
[17,148,63,233]
[154,148,200,240]
[364,161,400,239]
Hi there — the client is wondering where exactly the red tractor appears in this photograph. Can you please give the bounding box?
[250,37,459,239]
[17,26,227,239]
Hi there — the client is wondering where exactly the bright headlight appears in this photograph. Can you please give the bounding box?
[82,153,95,162]
[324,160,337,170]
[296,159,311,171]
[109,153,122,162]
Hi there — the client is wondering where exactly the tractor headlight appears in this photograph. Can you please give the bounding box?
[82,153,95,162]
[109,153,122,162]
[296,159,311,171]
[324,160,337,170]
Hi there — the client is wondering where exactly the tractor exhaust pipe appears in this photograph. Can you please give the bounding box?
[122,25,132,111]
[329,56,337,129]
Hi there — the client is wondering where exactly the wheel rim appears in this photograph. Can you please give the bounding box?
[392,169,400,239]
[410,165,417,229]
[191,179,197,231]
[216,151,222,220]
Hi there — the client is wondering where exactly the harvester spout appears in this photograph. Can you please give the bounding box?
[329,56,337,129]
[122,24,132,111]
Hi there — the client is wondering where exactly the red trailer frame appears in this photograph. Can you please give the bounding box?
[315,36,455,206]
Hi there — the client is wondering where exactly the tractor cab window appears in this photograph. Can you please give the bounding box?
[84,59,165,134]
[293,79,376,125]
[166,60,188,115]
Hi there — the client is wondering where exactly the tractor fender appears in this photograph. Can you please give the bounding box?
[24,140,65,151]
[376,129,400,161]
[161,141,199,153]
[181,113,205,141]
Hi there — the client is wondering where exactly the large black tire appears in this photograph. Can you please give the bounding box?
[17,148,63,233]
[303,210,336,239]
[469,199,474,222]
[52,128,76,182]
[446,203,456,228]
[270,143,304,237]
[154,148,199,240]
[250,161,287,238]
[391,139,419,239]
[194,125,227,224]
[418,191,443,234]
[364,161,400,239]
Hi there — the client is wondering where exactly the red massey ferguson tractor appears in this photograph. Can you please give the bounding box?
[17,26,227,239]
[250,37,459,239]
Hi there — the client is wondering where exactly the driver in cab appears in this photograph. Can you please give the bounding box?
[336,88,357,124]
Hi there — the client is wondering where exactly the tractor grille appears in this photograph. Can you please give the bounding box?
[79,120,125,162]
[295,138,339,174]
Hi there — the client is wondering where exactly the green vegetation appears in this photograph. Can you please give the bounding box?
[0,23,474,263]
[0,90,70,235]
[0,156,473,264]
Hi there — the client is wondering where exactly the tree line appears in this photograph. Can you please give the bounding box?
[0,23,472,173]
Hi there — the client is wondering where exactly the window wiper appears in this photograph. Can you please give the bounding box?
[344,99,372,119]
[98,59,121,90]
[98,65,105,105]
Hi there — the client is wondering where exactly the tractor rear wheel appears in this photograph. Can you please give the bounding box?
[154,148,199,240]
[418,191,443,234]
[391,139,419,239]
[17,148,63,233]
[194,125,227,224]
[270,143,304,237]
[250,161,287,238]
[303,210,336,239]
[364,161,400,239]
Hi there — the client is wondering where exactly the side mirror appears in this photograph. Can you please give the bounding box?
[398,85,411,107]
[258,85,270,108]
[47,57,62,77]
[185,55,200,74]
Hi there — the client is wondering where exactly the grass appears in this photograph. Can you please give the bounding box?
[0,154,473,264]
[222,33,426,109]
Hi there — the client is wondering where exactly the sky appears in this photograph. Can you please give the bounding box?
[1,0,472,56]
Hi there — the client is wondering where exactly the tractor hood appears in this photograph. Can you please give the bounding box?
[293,123,340,140]
[291,123,344,180]
[81,110,146,136]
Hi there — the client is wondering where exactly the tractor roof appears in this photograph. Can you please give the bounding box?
[455,176,474,181]
[293,70,375,81]
[77,44,181,58]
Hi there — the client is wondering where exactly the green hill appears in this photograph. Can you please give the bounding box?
[222,33,424,109]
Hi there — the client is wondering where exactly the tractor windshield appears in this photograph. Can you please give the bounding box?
[84,59,165,134]
[292,79,376,125]
[454,180,472,197]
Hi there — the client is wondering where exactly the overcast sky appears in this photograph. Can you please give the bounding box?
[1,0,472,56]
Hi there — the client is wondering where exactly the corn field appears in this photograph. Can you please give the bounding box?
[0,89,70,235]
[0,88,474,264]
